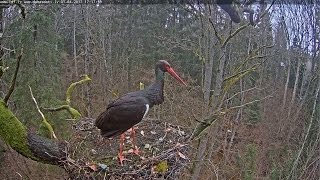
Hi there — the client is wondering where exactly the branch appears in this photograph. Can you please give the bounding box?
[209,18,222,43]
[234,44,273,73]
[66,75,91,105]
[29,86,57,139]
[228,95,273,110]
[255,0,275,25]
[221,23,250,48]
[42,105,81,120]
[217,0,241,23]
[3,49,23,104]
[190,112,225,140]
[13,1,26,19]
[0,99,66,165]
[42,75,91,120]
[224,87,263,102]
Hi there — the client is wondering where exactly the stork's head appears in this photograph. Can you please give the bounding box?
[156,60,187,86]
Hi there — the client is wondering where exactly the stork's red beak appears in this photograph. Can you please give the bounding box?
[167,67,187,86]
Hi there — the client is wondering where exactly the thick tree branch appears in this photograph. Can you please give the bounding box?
[0,99,66,165]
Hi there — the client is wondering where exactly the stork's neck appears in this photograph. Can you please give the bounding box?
[144,68,165,107]
[155,68,165,82]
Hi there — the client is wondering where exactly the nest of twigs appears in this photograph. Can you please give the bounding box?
[63,117,191,179]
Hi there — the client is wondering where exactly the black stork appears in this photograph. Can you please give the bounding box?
[95,60,187,165]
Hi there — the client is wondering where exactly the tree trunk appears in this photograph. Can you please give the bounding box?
[213,45,227,109]
[191,135,209,180]
[126,4,133,92]
[84,6,92,117]
[0,7,5,79]
[287,73,320,179]
[282,58,291,109]
[288,57,301,117]
[202,6,214,106]
[73,5,78,77]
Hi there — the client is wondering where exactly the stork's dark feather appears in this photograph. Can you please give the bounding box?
[95,93,150,137]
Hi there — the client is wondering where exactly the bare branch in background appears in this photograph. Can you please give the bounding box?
[3,49,23,104]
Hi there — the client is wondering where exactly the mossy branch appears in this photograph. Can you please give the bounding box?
[221,23,250,48]
[42,105,81,120]
[0,99,33,157]
[66,74,91,105]
[29,86,57,139]
[43,75,91,120]
[190,112,223,140]
[0,99,66,165]
[3,50,23,104]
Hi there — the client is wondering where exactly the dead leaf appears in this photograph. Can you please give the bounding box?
[150,130,156,134]
[164,127,172,132]
[177,151,188,160]
[87,163,98,171]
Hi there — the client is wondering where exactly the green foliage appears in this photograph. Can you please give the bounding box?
[270,164,281,180]
[266,145,295,179]
[245,101,261,123]
[243,144,257,180]
[268,156,295,179]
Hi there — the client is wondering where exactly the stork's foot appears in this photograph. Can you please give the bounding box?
[118,153,130,166]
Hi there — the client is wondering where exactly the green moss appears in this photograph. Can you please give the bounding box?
[67,106,81,120]
[0,99,34,158]
[66,75,91,105]
[154,160,169,173]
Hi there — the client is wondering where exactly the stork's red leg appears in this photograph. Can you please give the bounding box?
[118,133,128,165]
[130,127,141,155]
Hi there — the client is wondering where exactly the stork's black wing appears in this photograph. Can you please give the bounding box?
[95,94,149,138]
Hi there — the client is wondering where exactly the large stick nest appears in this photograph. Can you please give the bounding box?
[63,117,192,179]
